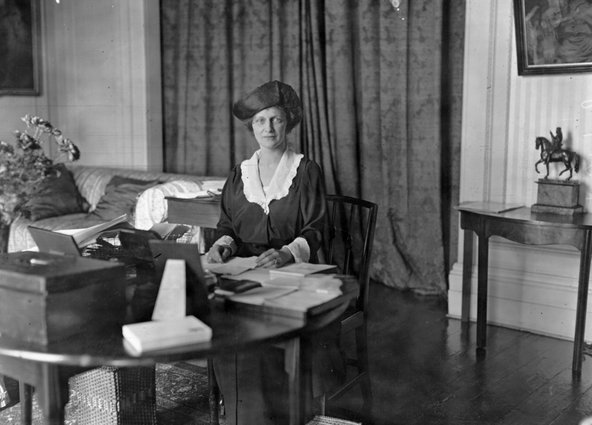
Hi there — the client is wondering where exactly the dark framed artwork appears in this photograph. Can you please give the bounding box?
[0,0,41,95]
[513,0,592,75]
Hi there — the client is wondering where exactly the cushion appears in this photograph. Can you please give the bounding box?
[22,164,86,221]
[92,176,159,221]
[133,180,203,230]
[69,166,206,210]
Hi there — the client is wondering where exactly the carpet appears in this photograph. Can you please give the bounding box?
[0,361,225,425]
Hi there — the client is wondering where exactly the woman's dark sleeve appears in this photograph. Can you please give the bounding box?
[215,168,238,242]
[298,161,326,258]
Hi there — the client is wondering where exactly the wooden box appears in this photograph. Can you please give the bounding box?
[0,251,126,345]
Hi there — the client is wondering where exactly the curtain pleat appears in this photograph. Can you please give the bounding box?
[160,0,464,295]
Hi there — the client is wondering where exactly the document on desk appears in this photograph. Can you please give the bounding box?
[201,256,258,275]
[458,201,524,214]
[228,286,297,305]
[223,271,343,291]
[226,277,346,320]
[222,268,273,283]
[223,268,301,289]
[264,290,338,310]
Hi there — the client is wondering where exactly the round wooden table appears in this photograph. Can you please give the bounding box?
[0,281,355,425]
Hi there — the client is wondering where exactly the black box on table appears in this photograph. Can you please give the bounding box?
[0,251,126,344]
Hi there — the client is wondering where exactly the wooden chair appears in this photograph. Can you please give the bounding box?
[320,194,377,415]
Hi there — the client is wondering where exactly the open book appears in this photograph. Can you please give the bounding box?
[57,213,129,247]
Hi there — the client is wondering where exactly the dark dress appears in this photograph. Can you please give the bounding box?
[212,152,344,425]
[216,157,325,262]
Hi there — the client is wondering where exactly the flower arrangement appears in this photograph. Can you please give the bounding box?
[0,115,80,226]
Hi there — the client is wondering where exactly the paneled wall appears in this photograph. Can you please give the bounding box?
[448,1,592,340]
[0,0,162,171]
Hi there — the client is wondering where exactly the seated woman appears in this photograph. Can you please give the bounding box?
[207,80,343,424]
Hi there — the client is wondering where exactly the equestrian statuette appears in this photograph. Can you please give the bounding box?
[534,127,580,181]
[532,127,583,215]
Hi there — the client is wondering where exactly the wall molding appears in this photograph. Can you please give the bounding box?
[448,240,591,341]
[451,0,592,340]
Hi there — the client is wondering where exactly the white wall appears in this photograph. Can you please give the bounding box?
[0,0,162,171]
[448,0,592,341]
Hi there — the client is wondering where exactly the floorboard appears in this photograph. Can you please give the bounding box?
[328,282,592,425]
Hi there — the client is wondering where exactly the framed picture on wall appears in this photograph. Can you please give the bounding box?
[0,0,41,95]
[513,0,592,75]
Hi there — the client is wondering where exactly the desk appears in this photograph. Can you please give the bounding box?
[458,203,592,377]
[0,277,356,425]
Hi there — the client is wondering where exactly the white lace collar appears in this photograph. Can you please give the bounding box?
[241,147,303,214]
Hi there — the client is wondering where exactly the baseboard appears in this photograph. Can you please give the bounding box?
[448,240,592,341]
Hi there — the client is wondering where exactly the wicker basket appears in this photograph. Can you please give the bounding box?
[68,366,157,425]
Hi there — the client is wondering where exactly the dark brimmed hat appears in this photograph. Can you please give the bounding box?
[233,81,302,131]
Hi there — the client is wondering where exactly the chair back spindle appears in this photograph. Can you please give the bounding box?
[324,195,378,315]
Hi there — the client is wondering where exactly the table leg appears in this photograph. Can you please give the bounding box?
[462,229,474,322]
[476,235,489,353]
[19,382,32,425]
[284,338,302,425]
[36,364,68,425]
[207,358,220,425]
[573,230,592,378]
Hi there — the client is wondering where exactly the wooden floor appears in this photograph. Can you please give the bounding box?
[328,282,592,425]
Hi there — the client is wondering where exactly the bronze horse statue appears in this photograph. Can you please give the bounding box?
[534,129,579,181]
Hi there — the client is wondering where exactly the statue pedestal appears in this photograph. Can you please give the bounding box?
[532,179,583,215]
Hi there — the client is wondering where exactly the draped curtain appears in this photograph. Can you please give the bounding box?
[161,0,464,295]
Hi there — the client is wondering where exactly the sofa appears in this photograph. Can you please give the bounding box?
[9,165,226,253]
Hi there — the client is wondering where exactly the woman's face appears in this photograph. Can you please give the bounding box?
[251,107,287,151]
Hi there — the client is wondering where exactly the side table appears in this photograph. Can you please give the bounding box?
[458,202,592,378]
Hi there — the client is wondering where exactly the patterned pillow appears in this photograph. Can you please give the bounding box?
[22,164,86,221]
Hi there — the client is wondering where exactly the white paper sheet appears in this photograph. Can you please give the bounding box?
[228,286,297,305]
[201,256,258,275]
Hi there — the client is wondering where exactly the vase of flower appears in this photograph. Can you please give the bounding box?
[0,115,80,253]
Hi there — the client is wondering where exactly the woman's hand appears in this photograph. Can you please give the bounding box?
[256,248,294,268]
[206,244,232,263]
